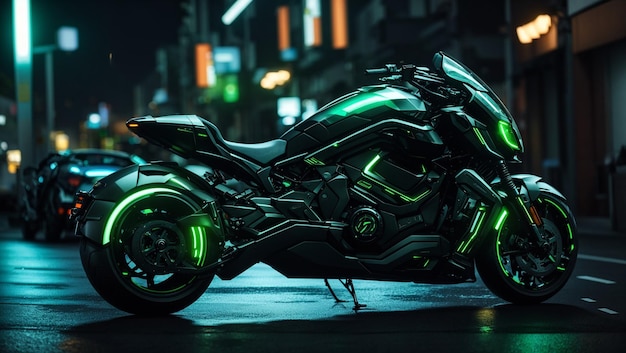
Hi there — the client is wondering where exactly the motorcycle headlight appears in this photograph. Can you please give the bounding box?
[498,121,521,151]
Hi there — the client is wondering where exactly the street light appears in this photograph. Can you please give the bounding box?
[222,0,253,25]
[13,0,78,167]
[516,14,552,44]
[33,26,78,152]
[13,0,33,169]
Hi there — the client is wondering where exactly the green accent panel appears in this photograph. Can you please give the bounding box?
[458,207,487,253]
[363,154,430,203]
[323,92,399,124]
[364,154,381,172]
[304,157,325,166]
[494,209,508,231]
[517,197,534,224]
[498,121,521,151]
[356,180,372,189]
[190,226,207,267]
[473,127,487,146]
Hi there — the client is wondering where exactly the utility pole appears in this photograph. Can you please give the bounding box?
[13,0,33,169]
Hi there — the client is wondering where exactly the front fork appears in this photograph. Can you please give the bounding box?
[494,160,548,248]
[452,161,548,260]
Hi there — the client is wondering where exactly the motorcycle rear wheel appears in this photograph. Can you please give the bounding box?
[476,192,578,304]
[80,187,219,315]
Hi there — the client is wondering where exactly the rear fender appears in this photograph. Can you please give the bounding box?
[77,162,222,245]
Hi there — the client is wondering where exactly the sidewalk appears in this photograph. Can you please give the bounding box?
[0,212,12,232]
[577,217,626,237]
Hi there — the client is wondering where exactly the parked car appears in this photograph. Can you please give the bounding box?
[20,149,145,241]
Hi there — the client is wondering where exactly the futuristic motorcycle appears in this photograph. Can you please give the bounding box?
[72,52,577,315]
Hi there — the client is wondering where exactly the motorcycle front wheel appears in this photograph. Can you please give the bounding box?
[80,186,220,315]
[476,192,578,304]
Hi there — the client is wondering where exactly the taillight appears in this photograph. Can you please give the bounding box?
[70,191,92,221]
[68,176,82,188]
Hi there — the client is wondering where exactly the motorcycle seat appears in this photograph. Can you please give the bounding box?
[199,118,286,165]
[224,139,287,165]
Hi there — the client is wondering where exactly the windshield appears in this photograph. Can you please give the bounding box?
[432,52,524,153]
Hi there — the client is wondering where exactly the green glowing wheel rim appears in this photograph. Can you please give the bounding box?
[80,186,220,315]
[476,193,578,304]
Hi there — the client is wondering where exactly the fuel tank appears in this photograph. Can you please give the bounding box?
[280,85,428,156]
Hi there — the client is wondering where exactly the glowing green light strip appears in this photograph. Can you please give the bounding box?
[356,180,372,189]
[544,199,568,219]
[498,121,520,151]
[473,127,487,146]
[103,187,182,245]
[517,197,534,224]
[459,207,486,253]
[399,189,430,203]
[363,154,430,203]
[494,209,508,231]
[190,226,207,266]
[542,198,574,250]
[364,154,381,172]
[305,157,325,165]
[191,226,199,259]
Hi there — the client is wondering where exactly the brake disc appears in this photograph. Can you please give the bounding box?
[515,218,563,277]
[130,220,187,274]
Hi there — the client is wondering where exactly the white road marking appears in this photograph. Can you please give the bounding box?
[576,275,616,285]
[598,308,619,315]
[578,254,626,265]
[580,297,596,303]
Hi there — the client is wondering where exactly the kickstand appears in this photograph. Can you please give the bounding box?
[324,278,366,312]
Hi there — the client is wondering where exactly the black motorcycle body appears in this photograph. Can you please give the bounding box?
[73,52,577,315]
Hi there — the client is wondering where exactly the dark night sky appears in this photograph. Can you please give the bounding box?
[1,0,185,120]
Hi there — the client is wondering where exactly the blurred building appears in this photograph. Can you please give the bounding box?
[0,94,18,206]
[135,0,626,223]
[509,0,626,223]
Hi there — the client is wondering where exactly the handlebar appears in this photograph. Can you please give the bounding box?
[364,64,401,75]
[364,62,454,104]
[364,68,391,75]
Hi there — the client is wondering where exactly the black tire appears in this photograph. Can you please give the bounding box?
[476,192,578,304]
[79,186,220,315]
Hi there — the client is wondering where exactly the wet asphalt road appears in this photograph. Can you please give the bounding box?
[1,216,625,353]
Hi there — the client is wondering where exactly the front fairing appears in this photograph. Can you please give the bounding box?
[433,52,524,158]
